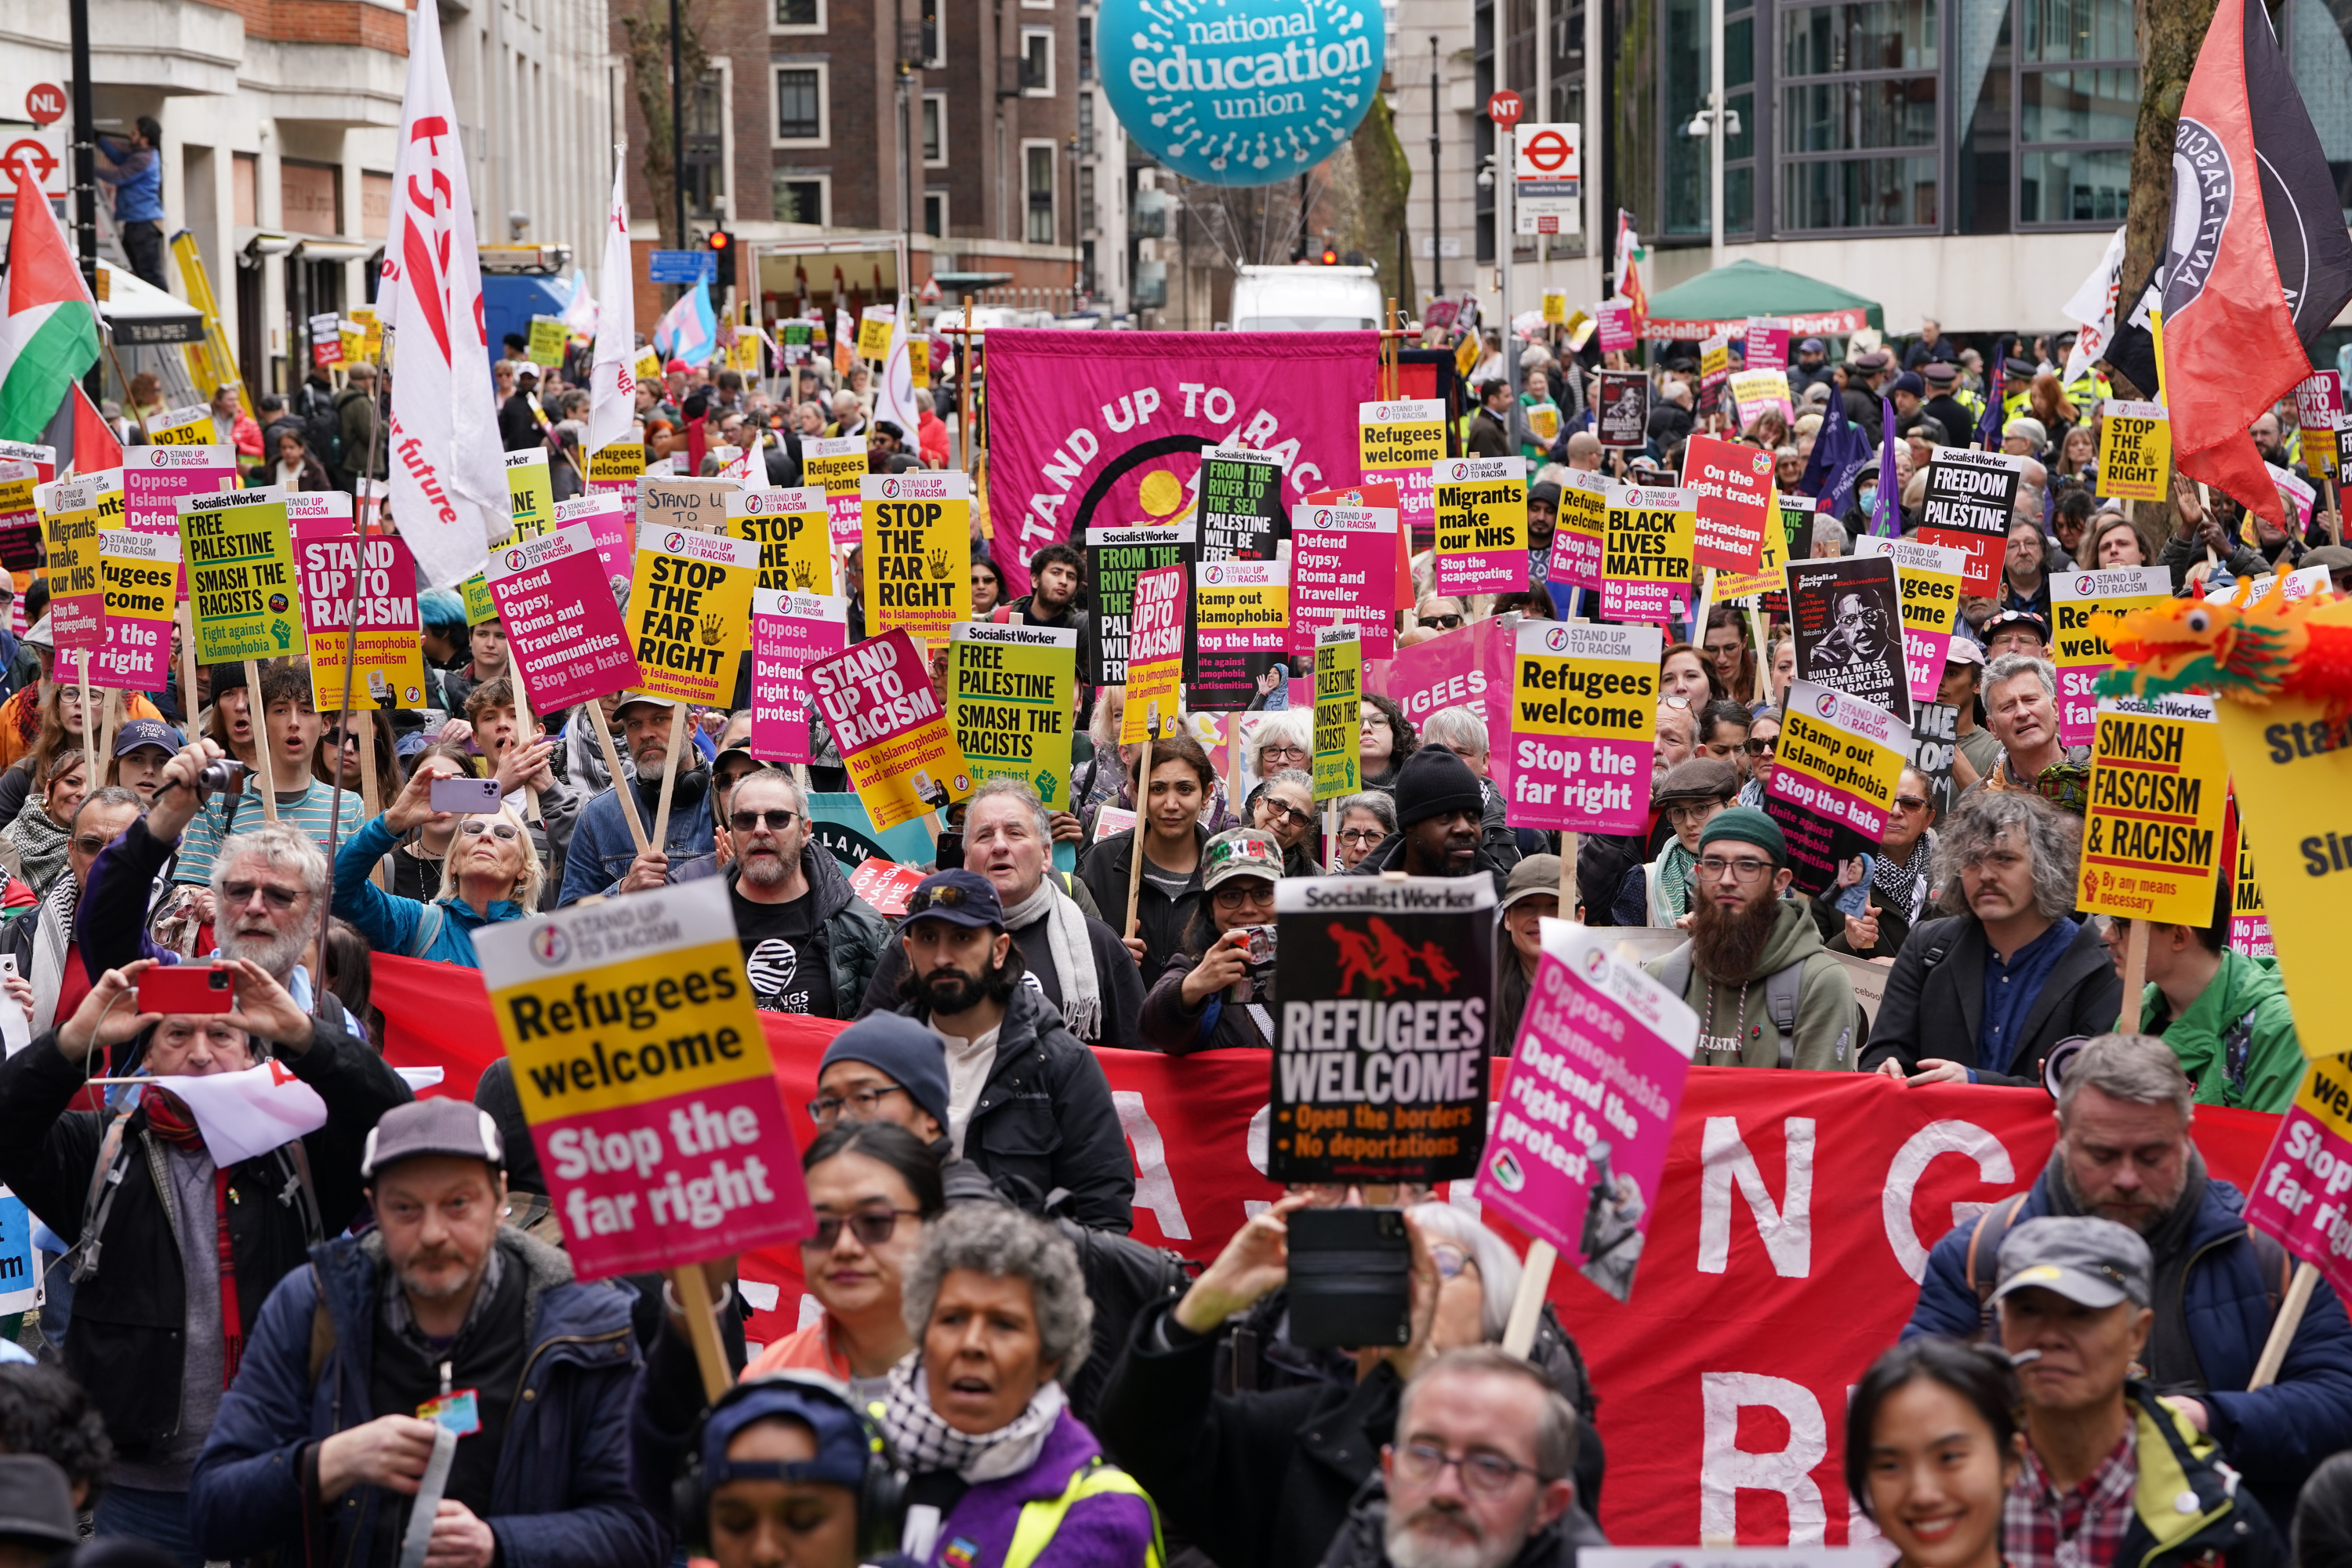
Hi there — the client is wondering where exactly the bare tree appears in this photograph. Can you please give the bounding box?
[619,0,710,251]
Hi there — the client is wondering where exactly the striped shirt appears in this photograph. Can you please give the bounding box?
[172,777,367,885]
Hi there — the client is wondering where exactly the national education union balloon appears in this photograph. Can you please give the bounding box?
[1100,0,1385,187]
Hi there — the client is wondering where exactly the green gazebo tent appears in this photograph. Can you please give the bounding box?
[1639,258,1885,343]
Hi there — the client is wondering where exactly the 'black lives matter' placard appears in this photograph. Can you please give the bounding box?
[1271,877,1494,1184]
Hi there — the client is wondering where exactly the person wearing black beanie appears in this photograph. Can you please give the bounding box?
[1343,747,1511,897]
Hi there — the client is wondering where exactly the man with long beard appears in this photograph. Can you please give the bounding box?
[1643,809,1860,1070]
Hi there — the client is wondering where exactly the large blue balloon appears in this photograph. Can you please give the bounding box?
[1099,0,1385,187]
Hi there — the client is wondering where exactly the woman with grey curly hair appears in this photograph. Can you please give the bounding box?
[880,1204,1159,1565]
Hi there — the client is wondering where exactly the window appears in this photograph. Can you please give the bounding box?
[1777,0,1940,230]
[683,69,728,222]
[772,0,822,31]
[1077,92,1094,157]
[2015,0,2136,226]
[1024,140,1057,242]
[1022,28,1054,95]
[921,0,945,65]
[1080,175,1097,236]
[773,174,828,225]
[773,62,829,146]
[923,93,948,165]
[924,190,949,238]
[1077,15,1094,79]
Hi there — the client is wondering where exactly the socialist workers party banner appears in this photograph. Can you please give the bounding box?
[1359,397,1446,539]
[1292,498,1399,660]
[729,487,834,595]
[2099,402,2172,501]
[1682,433,1775,572]
[946,620,1077,806]
[1766,681,1912,895]
[2080,694,2227,924]
[1507,621,1661,836]
[1123,564,1189,745]
[487,526,644,714]
[1432,456,1529,596]
[556,493,634,597]
[864,472,971,641]
[123,444,237,543]
[94,531,178,689]
[1312,627,1363,800]
[298,527,430,711]
[810,630,975,829]
[1603,486,1698,622]
[2244,1056,2352,1299]
[1269,876,1494,1185]
[1855,536,1966,706]
[473,881,814,1277]
[1545,469,1609,592]
[752,590,849,766]
[1917,448,2027,597]
[1477,921,1696,1302]
[2051,566,2172,746]
[627,524,760,706]
[983,330,1377,598]
[370,955,2291,1549]
[1190,558,1289,710]
[179,486,303,665]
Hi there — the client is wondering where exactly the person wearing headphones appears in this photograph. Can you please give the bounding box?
[668,1375,906,1568]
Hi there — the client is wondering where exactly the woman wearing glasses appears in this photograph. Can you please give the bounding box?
[1812,765,1939,961]
[1244,768,1320,878]
[328,751,539,967]
[1329,791,1396,871]
[1141,829,1287,1052]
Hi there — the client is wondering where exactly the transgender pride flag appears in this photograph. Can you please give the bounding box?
[653,281,717,368]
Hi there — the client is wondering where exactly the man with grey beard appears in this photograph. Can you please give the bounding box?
[1903,1032,2352,1524]
[713,767,884,1018]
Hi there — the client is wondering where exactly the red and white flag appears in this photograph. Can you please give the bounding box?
[147,1062,328,1167]
[588,151,637,453]
[376,2,508,588]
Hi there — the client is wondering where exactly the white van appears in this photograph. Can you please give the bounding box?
[1226,264,1384,332]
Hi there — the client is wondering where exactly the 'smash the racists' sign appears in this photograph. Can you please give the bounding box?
[1766,680,1912,895]
[1197,445,1284,560]
[1120,564,1189,746]
[1788,554,1911,723]
[2098,401,2172,502]
[474,880,814,1279]
[1856,535,1967,706]
[728,487,834,594]
[1544,468,1610,592]
[946,620,1078,807]
[1475,920,1697,1302]
[863,471,972,643]
[178,486,303,664]
[1270,876,1494,1185]
[1682,433,1775,572]
[1313,626,1363,800]
[488,525,645,714]
[298,528,430,710]
[1918,448,2028,596]
[1507,621,1661,837]
[2053,567,2172,746]
[1601,485,1696,622]
[2081,694,2227,926]
[1085,521,1198,686]
[750,589,849,767]
[94,530,179,689]
[1190,557,1289,711]
[1291,499,1399,659]
[626,524,760,706]
[1359,398,1445,537]
[809,628,975,830]
[1432,456,1528,597]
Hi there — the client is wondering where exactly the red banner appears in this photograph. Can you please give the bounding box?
[372,956,2299,1548]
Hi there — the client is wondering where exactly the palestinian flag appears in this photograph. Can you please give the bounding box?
[0,163,100,445]
[42,382,121,477]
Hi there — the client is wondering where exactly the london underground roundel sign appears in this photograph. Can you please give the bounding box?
[1100,0,1386,187]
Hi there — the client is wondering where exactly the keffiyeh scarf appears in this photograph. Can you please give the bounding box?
[879,1354,1065,1482]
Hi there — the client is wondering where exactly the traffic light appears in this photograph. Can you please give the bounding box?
[706,228,735,289]
[1319,245,1339,266]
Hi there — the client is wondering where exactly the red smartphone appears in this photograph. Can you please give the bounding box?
[137,964,238,1014]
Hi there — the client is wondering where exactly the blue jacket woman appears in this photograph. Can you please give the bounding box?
[332,758,537,968]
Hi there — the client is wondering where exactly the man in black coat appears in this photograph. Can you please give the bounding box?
[1345,748,1513,899]
[1467,380,1515,459]
[1861,789,2120,1086]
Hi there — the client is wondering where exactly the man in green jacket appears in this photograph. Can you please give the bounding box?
[1645,809,1860,1070]
[2107,895,2301,1112]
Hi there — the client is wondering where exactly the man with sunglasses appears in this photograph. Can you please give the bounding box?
[717,768,884,1019]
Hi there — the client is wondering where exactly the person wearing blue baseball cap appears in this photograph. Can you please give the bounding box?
[109,719,182,808]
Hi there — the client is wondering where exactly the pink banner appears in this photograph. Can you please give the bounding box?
[485,524,645,713]
[556,495,634,598]
[982,329,1379,598]
[2241,1062,2352,1305]
[1744,319,1790,371]
[1368,617,1516,800]
[1596,301,1635,354]
[751,588,849,764]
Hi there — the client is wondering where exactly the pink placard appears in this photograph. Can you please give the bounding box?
[1599,572,1690,624]
[1474,925,1693,1301]
[93,531,178,690]
[1596,300,1635,354]
[484,524,645,713]
[2242,1066,2352,1306]
[555,495,633,598]
[751,588,849,764]
[123,445,238,535]
[1744,318,1790,371]
[1367,616,1516,801]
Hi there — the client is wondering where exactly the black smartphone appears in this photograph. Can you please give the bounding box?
[1286,1207,1412,1350]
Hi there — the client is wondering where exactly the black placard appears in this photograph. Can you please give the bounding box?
[1082,521,1197,687]
[1597,371,1650,450]
[1786,554,1911,723]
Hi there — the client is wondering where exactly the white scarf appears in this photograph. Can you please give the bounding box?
[880,1354,1065,1481]
[1003,877,1101,1043]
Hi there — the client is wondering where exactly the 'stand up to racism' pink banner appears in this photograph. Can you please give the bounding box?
[982,329,1380,598]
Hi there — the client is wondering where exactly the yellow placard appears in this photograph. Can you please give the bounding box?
[1602,485,1698,618]
[2216,688,2352,1053]
[728,487,835,594]
[348,306,381,365]
[947,621,1078,805]
[1700,337,1730,381]
[1542,290,1566,325]
[2053,567,2173,742]
[801,437,866,499]
[179,486,303,662]
[1431,456,1527,594]
[1123,658,1183,746]
[2097,401,2172,502]
[589,442,647,484]
[506,449,556,539]
[625,523,762,706]
[909,338,930,383]
[861,471,971,643]
[857,309,895,361]
[148,405,217,447]
[528,315,568,367]
[633,347,664,386]
[2081,693,2228,926]
[1359,399,1446,474]
[1454,335,1479,379]
[463,573,496,626]
[1312,627,1362,800]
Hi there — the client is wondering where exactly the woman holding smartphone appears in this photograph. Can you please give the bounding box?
[1138,829,1285,1053]
[328,753,538,968]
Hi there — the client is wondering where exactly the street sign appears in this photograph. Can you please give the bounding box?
[648,249,717,285]
[1513,122,1583,236]
[920,276,942,304]
[1487,90,1523,131]
[24,85,64,127]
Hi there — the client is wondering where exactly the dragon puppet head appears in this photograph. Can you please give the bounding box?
[2094,576,2352,713]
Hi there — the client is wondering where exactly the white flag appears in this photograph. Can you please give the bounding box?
[589,152,638,454]
[2062,225,2127,386]
[875,303,923,444]
[146,1062,328,1167]
[377,3,509,588]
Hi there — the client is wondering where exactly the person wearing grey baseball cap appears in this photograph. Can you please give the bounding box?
[1994,1212,2285,1568]
[188,1095,662,1566]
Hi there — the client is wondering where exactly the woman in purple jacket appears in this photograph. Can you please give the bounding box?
[878,1205,1162,1567]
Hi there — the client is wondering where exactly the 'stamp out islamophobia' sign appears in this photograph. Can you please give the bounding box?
[474,879,815,1279]
[1601,485,1696,622]
[946,620,1079,808]
[488,525,646,714]
[2098,401,2172,502]
[626,524,760,706]
[809,629,975,830]
[1475,920,1697,1302]
[1765,680,1912,896]
[1269,875,1493,1185]
[1312,626,1362,800]
[178,486,304,664]
[2079,693,2227,926]
[1506,621,1661,837]
[1432,456,1528,597]
[1189,557,1289,711]
[1359,399,1445,538]
[862,471,972,643]
[2053,567,2173,747]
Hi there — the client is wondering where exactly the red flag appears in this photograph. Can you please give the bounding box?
[2163,0,2352,523]
[38,382,122,477]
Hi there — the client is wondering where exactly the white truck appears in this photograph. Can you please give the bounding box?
[1225,264,1383,332]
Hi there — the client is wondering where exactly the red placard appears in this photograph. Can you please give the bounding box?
[1682,432,1776,572]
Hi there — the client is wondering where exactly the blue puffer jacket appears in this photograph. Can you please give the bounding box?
[332,815,527,968]
[1904,1160,2352,1520]
[188,1226,661,1568]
